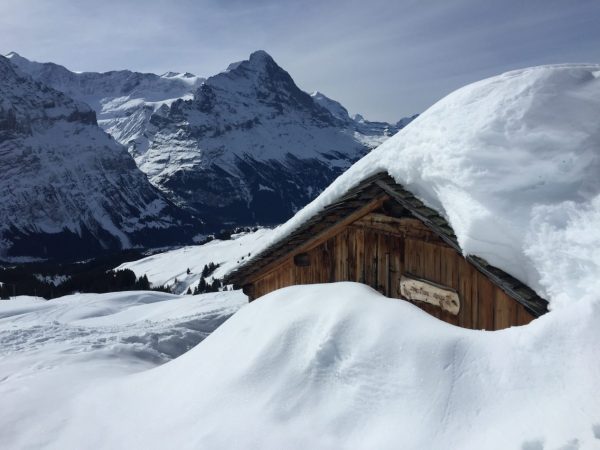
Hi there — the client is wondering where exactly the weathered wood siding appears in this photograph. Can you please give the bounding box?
[249,214,534,330]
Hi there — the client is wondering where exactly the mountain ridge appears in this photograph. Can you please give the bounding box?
[0,55,199,261]
[6,50,417,229]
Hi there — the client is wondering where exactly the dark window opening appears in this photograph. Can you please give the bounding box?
[294,252,311,267]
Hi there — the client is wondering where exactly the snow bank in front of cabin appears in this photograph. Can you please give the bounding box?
[117,228,272,293]
[26,283,600,450]
[250,64,600,309]
[0,290,246,449]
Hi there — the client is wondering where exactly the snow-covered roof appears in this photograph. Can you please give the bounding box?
[226,172,548,316]
[233,64,600,309]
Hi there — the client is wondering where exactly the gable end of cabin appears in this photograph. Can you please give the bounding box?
[226,173,548,330]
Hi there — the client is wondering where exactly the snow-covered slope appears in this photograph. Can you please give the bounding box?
[242,64,600,310]
[0,55,198,260]
[2,283,598,449]
[118,228,272,294]
[5,51,204,159]
[0,290,246,450]
[8,51,415,229]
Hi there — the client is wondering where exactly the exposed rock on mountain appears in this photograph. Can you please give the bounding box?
[133,51,416,227]
[8,50,416,228]
[0,55,197,260]
[6,51,204,160]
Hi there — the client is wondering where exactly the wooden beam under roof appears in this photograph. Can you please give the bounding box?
[243,194,388,283]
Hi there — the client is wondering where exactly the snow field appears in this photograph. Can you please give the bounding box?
[0,290,246,449]
[16,283,600,450]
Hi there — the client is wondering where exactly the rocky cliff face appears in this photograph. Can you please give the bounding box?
[0,55,198,261]
[135,51,416,227]
[6,51,204,161]
[8,50,416,229]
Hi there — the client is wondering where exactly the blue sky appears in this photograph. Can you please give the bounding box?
[1,0,599,121]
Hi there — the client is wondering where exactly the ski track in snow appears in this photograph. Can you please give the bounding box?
[0,290,247,450]
[0,291,246,363]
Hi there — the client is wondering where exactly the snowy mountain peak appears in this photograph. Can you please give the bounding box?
[128,50,417,227]
[4,51,30,66]
[5,51,23,60]
[190,52,345,129]
[4,51,56,80]
[6,53,205,160]
[248,49,274,64]
[219,50,297,89]
[0,55,96,130]
[311,91,352,122]
[225,50,275,72]
[161,71,199,80]
[0,54,197,259]
[0,53,21,75]
[7,50,416,230]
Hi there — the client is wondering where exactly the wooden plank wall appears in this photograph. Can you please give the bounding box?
[250,217,534,330]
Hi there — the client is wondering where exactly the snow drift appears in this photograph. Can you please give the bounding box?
[246,64,600,310]
[19,283,600,450]
[0,290,246,449]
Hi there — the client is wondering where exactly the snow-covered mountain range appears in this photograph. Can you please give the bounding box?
[5,51,204,159]
[0,55,198,261]
[7,51,416,228]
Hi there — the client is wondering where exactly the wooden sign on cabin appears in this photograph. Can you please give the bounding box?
[225,172,548,331]
[400,275,460,315]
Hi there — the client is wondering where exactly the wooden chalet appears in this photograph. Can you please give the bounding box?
[225,172,548,330]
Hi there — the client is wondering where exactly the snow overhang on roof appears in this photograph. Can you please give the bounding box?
[225,172,549,317]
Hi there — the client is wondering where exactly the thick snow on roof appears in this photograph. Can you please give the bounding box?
[251,64,600,309]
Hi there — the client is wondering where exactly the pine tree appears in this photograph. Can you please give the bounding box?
[197,277,207,293]
[208,278,221,292]
[135,274,150,290]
